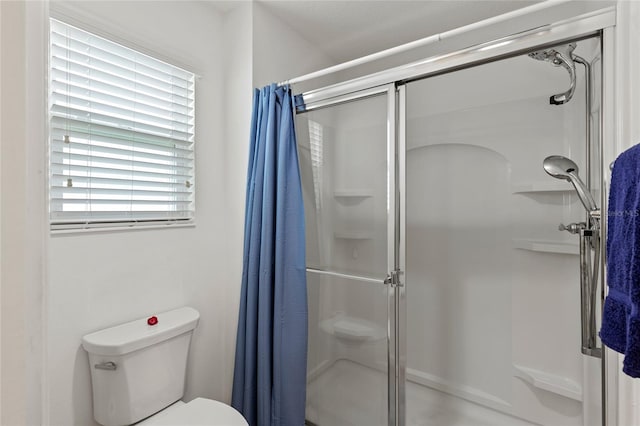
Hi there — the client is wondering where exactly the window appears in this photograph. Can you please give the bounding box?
[308,120,324,210]
[49,19,195,231]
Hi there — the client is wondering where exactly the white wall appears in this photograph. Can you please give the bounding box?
[1,2,29,424]
[252,2,336,91]
[1,1,47,424]
[221,7,253,385]
[43,1,336,424]
[45,2,230,425]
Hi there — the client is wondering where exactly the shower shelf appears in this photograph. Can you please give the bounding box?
[334,231,372,240]
[513,365,582,401]
[512,239,579,255]
[333,190,373,198]
[511,182,574,194]
[320,314,385,342]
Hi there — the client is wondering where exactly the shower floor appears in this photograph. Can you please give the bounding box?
[306,359,536,426]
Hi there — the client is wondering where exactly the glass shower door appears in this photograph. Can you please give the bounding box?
[296,87,397,426]
[403,37,603,426]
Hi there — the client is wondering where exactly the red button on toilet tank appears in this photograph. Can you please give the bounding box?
[147,316,158,326]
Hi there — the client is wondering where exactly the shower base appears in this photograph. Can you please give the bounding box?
[306,359,536,426]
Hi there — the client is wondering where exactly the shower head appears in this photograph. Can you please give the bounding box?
[543,155,580,180]
[528,43,577,105]
[543,155,598,213]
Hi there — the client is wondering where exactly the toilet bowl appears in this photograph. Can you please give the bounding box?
[81,307,248,426]
[138,398,246,425]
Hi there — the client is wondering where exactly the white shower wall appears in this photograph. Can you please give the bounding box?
[404,40,601,426]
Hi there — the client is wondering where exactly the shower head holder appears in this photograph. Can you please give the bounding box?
[528,43,578,105]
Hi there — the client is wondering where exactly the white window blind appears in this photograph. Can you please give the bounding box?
[49,19,195,230]
[308,120,324,210]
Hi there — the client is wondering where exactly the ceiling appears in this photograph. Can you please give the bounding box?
[252,1,539,62]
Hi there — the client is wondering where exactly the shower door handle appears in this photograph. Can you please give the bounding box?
[579,228,602,358]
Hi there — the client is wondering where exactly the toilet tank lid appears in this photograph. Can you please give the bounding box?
[82,307,200,356]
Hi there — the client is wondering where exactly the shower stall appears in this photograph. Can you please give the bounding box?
[295,8,614,426]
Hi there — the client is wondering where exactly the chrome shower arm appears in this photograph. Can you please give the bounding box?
[549,45,577,105]
[528,43,578,105]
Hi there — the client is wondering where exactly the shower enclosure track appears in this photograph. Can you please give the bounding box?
[280,0,573,86]
[298,8,614,110]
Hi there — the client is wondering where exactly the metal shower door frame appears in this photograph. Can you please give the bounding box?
[301,83,402,426]
[394,83,407,426]
[298,8,616,426]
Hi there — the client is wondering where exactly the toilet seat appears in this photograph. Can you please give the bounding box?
[139,398,248,426]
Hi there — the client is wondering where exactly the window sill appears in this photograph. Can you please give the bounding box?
[50,220,196,236]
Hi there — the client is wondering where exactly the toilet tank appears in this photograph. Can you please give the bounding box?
[81,307,200,426]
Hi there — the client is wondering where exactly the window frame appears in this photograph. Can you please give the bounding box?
[48,17,196,233]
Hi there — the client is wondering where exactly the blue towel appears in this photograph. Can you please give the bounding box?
[600,143,640,377]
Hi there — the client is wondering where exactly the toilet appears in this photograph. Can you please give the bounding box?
[81,307,248,426]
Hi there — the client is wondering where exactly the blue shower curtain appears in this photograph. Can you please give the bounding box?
[231,83,308,426]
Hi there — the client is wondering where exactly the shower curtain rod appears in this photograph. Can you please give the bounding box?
[278,0,572,87]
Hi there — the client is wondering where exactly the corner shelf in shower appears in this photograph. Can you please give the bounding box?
[513,364,582,401]
[334,231,373,240]
[512,239,579,255]
[333,189,374,199]
[511,182,574,194]
[320,314,386,343]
